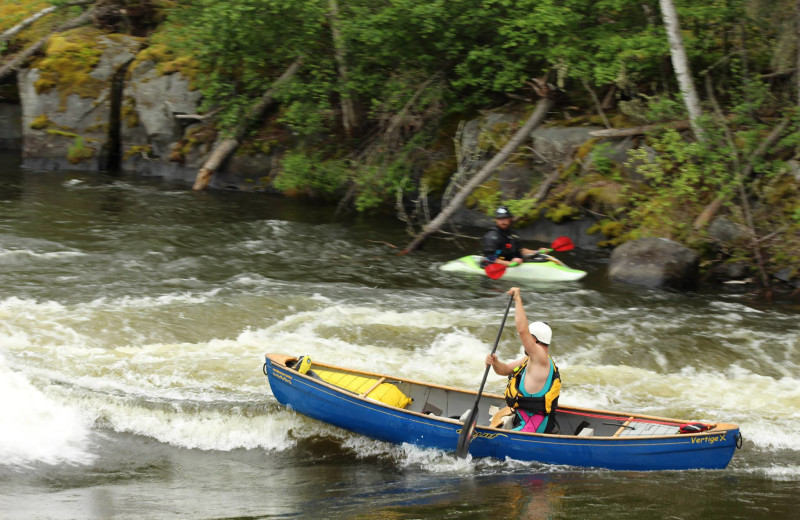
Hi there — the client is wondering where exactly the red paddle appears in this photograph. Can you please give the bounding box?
[484,236,575,280]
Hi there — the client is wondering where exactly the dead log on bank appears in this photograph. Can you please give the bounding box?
[589,120,690,138]
[401,89,556,254]
[192,58,302,191]
[0,6,58,45]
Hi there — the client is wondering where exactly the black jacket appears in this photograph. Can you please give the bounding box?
[481,226,522,261]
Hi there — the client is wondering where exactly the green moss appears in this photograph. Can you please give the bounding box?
[466,179,501,213]
[588,219,624,238]
[575,138,599,161]
[121,97,140,128]
[545,203,580,223]
[46,129,78,138]
[123,144,152,160]
[129,36,201,86]
[420,158,457,194]
[29,113,51,130]
[33,27,107,110]
[67,136,94,164]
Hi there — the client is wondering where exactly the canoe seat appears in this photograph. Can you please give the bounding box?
[490,406,515,429]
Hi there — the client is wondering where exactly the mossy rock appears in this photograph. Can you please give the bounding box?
[32,27,109,109]
[67,136,95,164]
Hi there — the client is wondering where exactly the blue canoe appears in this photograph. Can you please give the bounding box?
[263,354,741,471]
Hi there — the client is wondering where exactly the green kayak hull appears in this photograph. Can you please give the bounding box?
[440,255,587,282]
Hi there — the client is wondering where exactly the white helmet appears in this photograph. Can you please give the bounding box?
[528,321,552,345]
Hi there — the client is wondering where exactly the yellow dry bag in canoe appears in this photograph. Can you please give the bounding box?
[305,362,412,409]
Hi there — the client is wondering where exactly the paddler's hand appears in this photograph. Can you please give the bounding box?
[485,353,498,367]
[506,287,521,303]
[511,257,523,265]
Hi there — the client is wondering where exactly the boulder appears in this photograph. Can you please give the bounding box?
[609,237,699,290]
[708,217,750,244]
[529,126,604,165]
[703,261,751,283]
[120,59,204,173]
[19,32,143,170]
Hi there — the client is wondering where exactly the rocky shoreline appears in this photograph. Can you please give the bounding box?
[1,26,796,295]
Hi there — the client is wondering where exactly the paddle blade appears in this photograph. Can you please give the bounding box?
[484,263,506,279]
[455,406,478,458]
[551,236,575,252]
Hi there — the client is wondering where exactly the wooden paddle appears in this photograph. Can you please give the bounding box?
[455,294,515,458]
[484,236,575,280]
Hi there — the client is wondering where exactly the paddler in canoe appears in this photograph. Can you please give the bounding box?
[485,286,561,434]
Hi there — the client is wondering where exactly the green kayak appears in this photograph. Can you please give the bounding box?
[440,255,587,282]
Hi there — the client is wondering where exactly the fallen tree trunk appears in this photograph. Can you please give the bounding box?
[192,58,302,190]
[401,91,556,254]
[1,1,95,46]
[0,6,95,82]
[589,120,690,138]
[0,6,58,45]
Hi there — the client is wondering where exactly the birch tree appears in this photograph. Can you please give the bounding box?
[659,0,704,140]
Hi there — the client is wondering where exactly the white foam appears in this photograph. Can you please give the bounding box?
[86,289,222,309]
[753,465,800,479]
[0,248,85,263]
[3,290,799,465]
[0,356,94,467]
[88,399,298,452]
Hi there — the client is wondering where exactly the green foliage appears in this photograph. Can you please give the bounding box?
[545,203,580,223]
[9,0,800,276]
[273,151,349,198]
[503,198,538,220]
[591,142,616,176]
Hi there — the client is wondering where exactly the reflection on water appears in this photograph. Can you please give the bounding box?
[1,149,799,519]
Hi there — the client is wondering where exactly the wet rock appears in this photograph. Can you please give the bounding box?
[773,267,799,287]
[609,237,699,290]
[708,217,750,244]
[703,261,750,283]
[529,126,604,164]
[0,102,22,149]
[121,59,203,172]
[19,34,142,170]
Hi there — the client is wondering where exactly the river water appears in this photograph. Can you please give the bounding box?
[0,149,798,519]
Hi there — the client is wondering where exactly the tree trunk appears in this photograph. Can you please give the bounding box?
[400,93,556,254]
[0,6,58,46]
[0,1,95,47]
[0,7,95,82]
[589,120,690,138]
[193,58,302,190]
[581,78,611,129]
[659,0,704,140]
[797,0,800,108]
[693,116,791,229]
[328,0,357,137]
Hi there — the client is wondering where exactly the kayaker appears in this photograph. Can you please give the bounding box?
[485,286,561,434]
[481,206,546,268]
